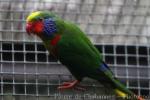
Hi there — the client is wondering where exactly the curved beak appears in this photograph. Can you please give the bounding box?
[26,22,33,35]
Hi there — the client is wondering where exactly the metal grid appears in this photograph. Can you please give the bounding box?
[0,0,150,100]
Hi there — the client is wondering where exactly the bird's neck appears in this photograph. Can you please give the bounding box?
[50,34,61,46]
[40,34,61,58]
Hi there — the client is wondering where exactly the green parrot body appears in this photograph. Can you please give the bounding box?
[26,11,143,100]
[46,20,102,80]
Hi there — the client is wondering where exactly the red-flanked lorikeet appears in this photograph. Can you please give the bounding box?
[26,11,144,100]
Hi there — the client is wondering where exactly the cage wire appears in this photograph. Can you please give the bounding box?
[0,0,150,100]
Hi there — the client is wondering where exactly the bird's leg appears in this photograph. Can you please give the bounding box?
[58,80,79,90]
[58,80,85,91]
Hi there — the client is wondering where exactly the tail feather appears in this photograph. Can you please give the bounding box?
[114,88,144,100]
[99,62,144,100]
[115,89,127,98]
[112,78,133,95]
[113,79,144,100]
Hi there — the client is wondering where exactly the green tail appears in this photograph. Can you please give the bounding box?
[98,62,143,100]
[113,79,144,100]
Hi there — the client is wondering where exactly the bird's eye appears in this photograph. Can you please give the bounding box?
[39,18,43,21]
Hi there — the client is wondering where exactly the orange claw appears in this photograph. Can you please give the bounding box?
[58,80,79,90]
[57,80,86,91]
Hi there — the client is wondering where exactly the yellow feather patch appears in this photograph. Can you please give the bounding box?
[26,11,41,22]
[115,89,127,98]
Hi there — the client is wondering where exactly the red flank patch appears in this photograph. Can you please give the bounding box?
[50,35,61,46]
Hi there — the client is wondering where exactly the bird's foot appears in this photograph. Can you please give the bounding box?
[58,80,86,91]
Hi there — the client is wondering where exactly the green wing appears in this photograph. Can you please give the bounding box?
[57,21,104,80]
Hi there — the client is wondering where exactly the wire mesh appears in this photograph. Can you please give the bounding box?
[0,0,150,100]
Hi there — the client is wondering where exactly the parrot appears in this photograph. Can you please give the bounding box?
[25,11,144,100]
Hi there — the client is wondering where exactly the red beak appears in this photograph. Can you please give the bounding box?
[26,22,33,35]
